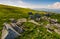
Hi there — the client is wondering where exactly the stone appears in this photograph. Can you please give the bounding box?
[34,13,41,18]
[9,18,17,23]
[54,29,60,34]
[29,15,35,20]
[17,18,27,23]
[10,23,24,33]
[28,12,33,15]
[1,23,20,39]
[16,18,27,26]
[28,20,40,26]
[49,19,58,24]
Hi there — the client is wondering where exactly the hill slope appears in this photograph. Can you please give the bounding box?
[0,4,60,39]
[0,4,38,37]
[0,4,46,31]
[0,4,37,30]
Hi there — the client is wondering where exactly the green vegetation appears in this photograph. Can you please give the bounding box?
[50,13,60,23]
[0,4,41,37]
[0,4,60,39]
[0,5,37,30]
[16,22,60,39]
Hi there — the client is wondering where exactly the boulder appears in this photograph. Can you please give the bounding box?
[1,23,20,39]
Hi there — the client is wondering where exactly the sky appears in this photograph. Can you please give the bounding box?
[0,0,60,9]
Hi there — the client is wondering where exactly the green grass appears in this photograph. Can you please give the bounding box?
[16,22,60,39]
[0,4,60,39]
[0,4,40,38]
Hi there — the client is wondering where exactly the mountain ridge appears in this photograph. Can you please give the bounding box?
[33,8,60,13]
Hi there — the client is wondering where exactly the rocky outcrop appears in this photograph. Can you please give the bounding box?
[28,20,40,26]
[1,17,60,39]
[1,18,27,39]
[1,23,22,39]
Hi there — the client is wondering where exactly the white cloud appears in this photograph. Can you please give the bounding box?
[0,0,47,9]
[0,0,60,9]
[48,2,60,9]
[15,2,47,9]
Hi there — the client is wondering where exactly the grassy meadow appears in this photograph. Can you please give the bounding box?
[0,4,60,39]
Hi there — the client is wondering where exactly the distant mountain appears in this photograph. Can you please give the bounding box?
[33,8,60,13]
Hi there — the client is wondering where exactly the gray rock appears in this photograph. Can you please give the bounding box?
[1,23,21,39]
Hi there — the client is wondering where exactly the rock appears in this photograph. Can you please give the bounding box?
[10,23,24,33]
[16,18,27,26]
[47,29,52,34]
[9,18,17,23]
[49,19,58,24]
[54,29,60,34]
[17,18,27,23]
[28,20,40,26]
[1,23,20,39]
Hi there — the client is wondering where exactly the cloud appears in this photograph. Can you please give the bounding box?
[0,0,30,8]
[0,0,29,8]
[13,2,47,9]
[48,2,60,9]
[0,0,23,5]
[0,0,47,9]
[0,0,60,9]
